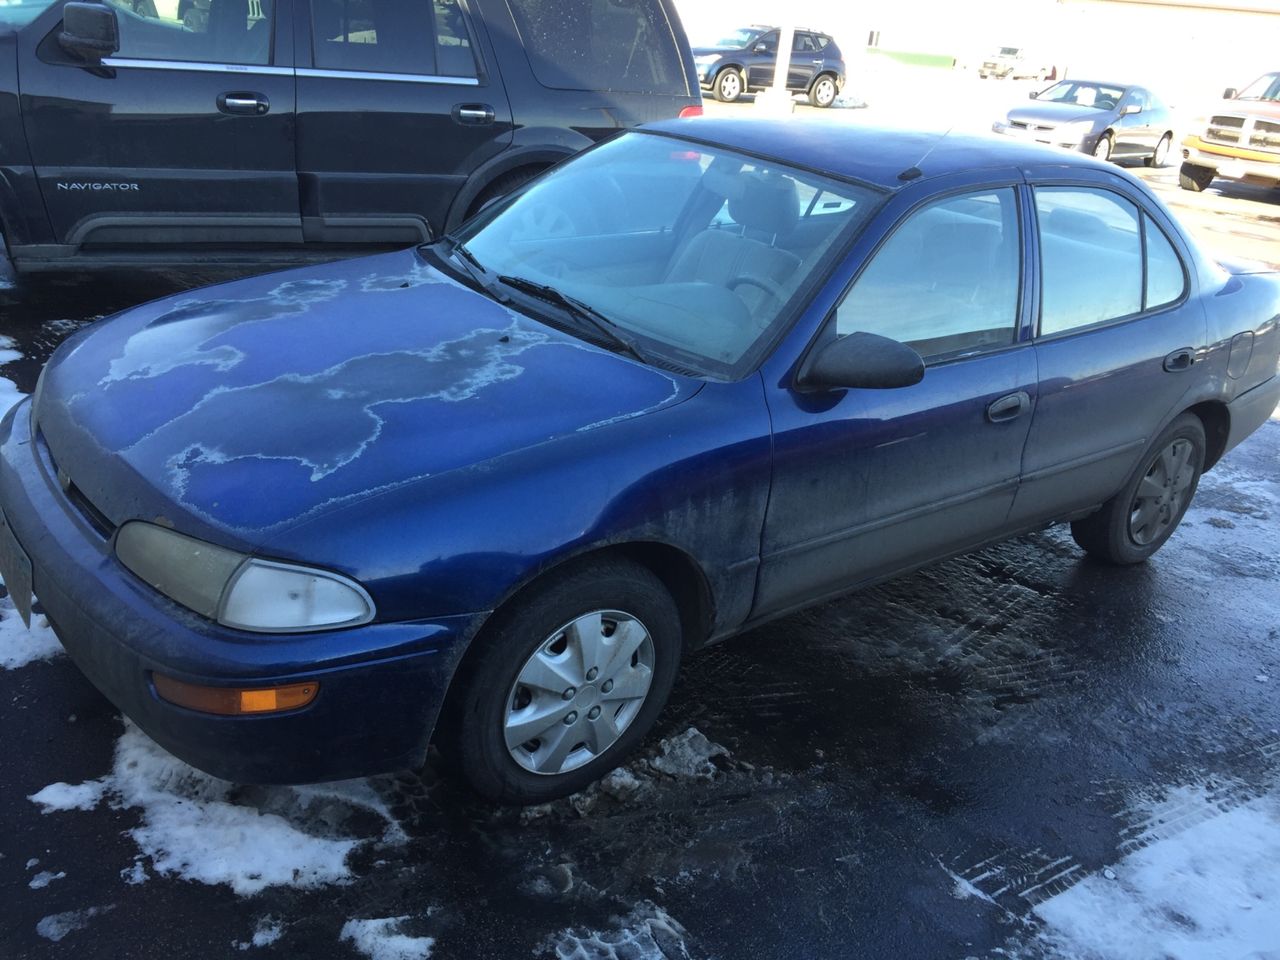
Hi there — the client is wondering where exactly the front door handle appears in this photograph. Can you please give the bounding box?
[218,92,269,116]
[986,391,1031,423]
[1163,347,1195,372]
[453,103,495,125]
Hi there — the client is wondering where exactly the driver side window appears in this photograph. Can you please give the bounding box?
[835,188,1022,362]
[107,0,273,65]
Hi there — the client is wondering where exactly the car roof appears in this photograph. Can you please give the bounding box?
[643,117,1113,191]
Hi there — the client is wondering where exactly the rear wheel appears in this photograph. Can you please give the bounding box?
[446,558,683,804]
[1145,133,1171,168]
[714,68,744,103]
[809,74,838,108]
[1070,413,1205,564]
[1178,162,1215,192]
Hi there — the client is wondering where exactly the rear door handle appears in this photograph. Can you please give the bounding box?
[1163,347,1195,372]
[453,103,495,125]
[986,391,1031,423]
[218,92,269,116]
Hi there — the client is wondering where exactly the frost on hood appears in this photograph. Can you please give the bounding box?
[28,722,406,897]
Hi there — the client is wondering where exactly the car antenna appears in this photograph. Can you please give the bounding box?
[899,128,952,181]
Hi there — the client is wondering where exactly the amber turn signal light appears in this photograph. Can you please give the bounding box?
[153,673,319,716]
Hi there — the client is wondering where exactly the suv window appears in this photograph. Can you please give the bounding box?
[106,0,273,65]
[1036,188,1146,334]
[310,0,475,76]
[795,33,819,53]
[836,189,1022,361]
[505,0,686,94]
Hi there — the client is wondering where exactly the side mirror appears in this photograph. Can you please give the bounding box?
[58,2,120,63]
[1121,103,1141,116]
[754,43,769,54]
[1223,87,1238,100]
[798,332,925,391]
[1028,90,1039,100]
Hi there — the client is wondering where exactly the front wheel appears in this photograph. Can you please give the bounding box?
[809,74,838,108]
[446,558,683,804]
[714,68,744,103]
[1070,413,1205,564]
[1179,163,1215,192]
[1092,132,1113,162]
[1145,133,1171,168]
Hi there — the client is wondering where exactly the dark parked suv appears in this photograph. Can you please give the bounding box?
[0,0,700,275]
[692,25,844,107]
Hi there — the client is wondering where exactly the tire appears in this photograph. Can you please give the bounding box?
[809,74,838,108]
[1092,132,1113,162]
[1145,133,1171,168]
[446,557,683,804]
[714,68,744,103]
[1179,163,1215,192]
[1070,413,1205,565]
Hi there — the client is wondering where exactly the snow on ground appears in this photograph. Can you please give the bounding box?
[28,869,66,890]
[648,727,729,780]
[233,917,285,951]
[1030,784,1280,959]
[0,334,25,416]
[28,721,404,896]
[0,592,62,669]
[340,916,435,960]
[544,901,693,960]
[35,905,114,942]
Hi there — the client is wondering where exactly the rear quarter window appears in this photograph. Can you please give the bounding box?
[504,0,687,94]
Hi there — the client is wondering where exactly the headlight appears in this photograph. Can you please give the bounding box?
[115,522,374,633]
[1057,121,1095,145]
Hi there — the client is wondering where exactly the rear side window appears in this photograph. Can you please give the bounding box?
[311,0,476,76]
[1145,219,1186,309]
[504,0,687,93]
[836,188,1022,362]
[106,0,273,65]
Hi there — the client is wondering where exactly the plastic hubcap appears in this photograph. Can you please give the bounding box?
[1129,438,1195,546]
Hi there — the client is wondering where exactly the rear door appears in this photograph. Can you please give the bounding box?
[787,32,821,92]
[18,0,299,252]
[294,0,513,244]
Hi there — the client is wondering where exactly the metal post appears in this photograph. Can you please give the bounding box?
[755,23,796,114]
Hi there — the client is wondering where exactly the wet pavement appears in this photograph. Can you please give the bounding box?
[2,146,1279,960]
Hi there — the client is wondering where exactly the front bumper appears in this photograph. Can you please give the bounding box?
[1182,137,1280,186]
[0,399,482,784]
[991,122,1096,154]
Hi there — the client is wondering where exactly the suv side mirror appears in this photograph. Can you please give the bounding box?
[1222,87,1238,100]
[798,332,925,391]
[754,43,769,54]
[59,2,120,63]
[1121,103,1141,116]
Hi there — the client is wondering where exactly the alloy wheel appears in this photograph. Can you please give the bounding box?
[813,77,836,107]
[504,610,655,775]
[1129,439,1195,546]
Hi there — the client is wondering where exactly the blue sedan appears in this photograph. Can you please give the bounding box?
[2,119,1277,804]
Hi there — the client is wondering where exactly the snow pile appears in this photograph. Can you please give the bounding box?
[1031,786,1280,959]
[0,334,25,417]
[234,917,284,951]
[0,592,62,670]
[29,869,66,890]
[648,727,729,780]
[340,916,435,960]
[544,901,693,960]
[28,722,386,896]
[36,905,115,942]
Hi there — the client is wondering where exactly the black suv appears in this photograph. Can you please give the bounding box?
[692,25,844,108]
[0,0,700,275]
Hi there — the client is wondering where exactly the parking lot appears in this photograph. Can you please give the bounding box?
[3,69,1280,960]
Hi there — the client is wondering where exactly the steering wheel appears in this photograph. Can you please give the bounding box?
[728,273,788,310]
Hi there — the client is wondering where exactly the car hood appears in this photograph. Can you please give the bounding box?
[1007,101,1105,126]
[1217,98,1280,120]
[692,45,739,57]
[37,249,698,548]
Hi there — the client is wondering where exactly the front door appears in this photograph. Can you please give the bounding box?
[294,0,513,244]
[18,0,299,251]
[757,186,1036,615]
[1114,88,1155,157]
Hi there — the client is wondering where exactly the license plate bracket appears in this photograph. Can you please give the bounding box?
[0,511,34,628]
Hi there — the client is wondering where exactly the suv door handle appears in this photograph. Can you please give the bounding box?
[453,104,495,125]
[986,391,1031,423]
[218,92,269,116]
[1163,347,1195,372]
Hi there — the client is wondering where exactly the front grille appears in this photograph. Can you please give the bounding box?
[1010,121,1055,132]
[1249,120,1280,152]
[1206,115,1245,145]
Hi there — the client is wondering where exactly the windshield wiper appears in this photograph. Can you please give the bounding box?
[496,275,649,364]
[431,237,510,303]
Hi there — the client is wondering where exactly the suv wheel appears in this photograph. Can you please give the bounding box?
[809,74,838,108]
[714,68,743,103]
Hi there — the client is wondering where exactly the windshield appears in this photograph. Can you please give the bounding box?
[1035,80,1126,110]
[454,132,878,379]
[997,47,1020,57]
[1236,72,1280,101]
[705,27,762,49]
[0,0,57,27]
